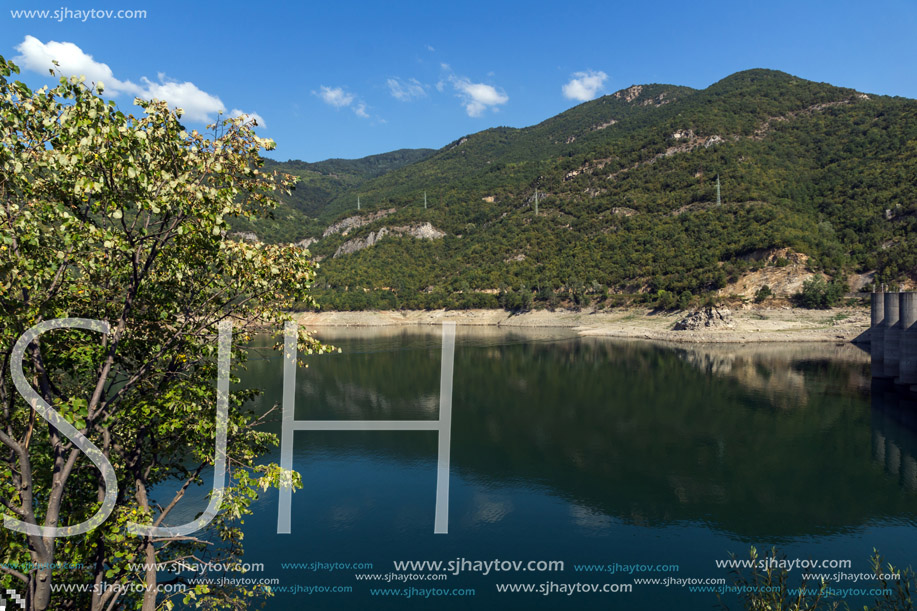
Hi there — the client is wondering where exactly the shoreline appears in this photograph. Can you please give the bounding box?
[295,306,871,345]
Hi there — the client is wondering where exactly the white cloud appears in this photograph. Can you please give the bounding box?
[426,44,435,52]
[472,493,513,525]
[562,70,608,102]
[14,35,134,94]
[450,75,508,117]
[569,503,612,530]
[13,35,263,126]
[437,64,507,117]
[136,75,225,122]
[316,85,354,108]
[387,77,426,101]
[314,85,371,119]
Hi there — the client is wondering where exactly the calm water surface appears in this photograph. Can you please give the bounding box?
[172,327,917,609]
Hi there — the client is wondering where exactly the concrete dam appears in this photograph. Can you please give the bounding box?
[869,291,917,386]
[868,291,917,492]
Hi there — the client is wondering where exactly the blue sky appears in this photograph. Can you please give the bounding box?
[5,0,916,162]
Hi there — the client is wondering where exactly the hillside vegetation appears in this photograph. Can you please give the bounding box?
[237,69,917,311]
[230,148,434,243]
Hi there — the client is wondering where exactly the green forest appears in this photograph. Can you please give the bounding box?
[233,69,917,311]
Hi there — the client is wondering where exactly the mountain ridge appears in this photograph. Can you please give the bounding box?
[234,68,917,311]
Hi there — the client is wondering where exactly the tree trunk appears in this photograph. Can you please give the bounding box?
[90,536,106,611]
[141,538,157,611]
[28,537,54,611]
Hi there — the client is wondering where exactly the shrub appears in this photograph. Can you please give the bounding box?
[794,275,847,309]
[719,547,915,611]
[754,285,773,303]
[678,290,693,310]
[655,290,678,310]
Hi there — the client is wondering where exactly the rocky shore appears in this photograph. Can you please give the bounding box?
[295,306,870,344]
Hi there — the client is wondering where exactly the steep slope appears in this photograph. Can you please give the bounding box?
[255,69,917,311]
[229,148,435,242]
[325,83,697,213]
[270,148,436,219]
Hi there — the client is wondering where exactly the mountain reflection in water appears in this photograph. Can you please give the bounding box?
[161,328,916,611]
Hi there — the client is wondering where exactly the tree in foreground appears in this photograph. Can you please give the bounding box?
[0,56,329,609]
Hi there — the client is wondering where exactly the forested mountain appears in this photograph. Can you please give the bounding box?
[264,148,436,218]
[229,148,434,242]
[237,69,917,311]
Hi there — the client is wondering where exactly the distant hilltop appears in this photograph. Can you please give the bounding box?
[231,69,917,311]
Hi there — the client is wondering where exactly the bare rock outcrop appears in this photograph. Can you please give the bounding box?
[640,92,670,107]
[717,248,814,300]
[323,208,396,238]
[592,119,617,131]
[406,223,446,240]
[333,223,445,258]
[613,85,643,103]
[229,231,259,243]
[704,135,724,148]
[674,307,736,331]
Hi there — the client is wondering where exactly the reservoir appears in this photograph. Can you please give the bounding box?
[172,327,917,609]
